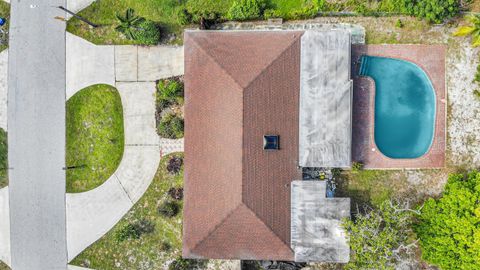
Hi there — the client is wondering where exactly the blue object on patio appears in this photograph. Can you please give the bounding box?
[0,18,6,26]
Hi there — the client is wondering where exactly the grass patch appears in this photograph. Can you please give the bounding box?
[0,261,9,270]
[66,84,124,193]
[71,153,184,269]
[0,128,7,189]
[66,0,187,45]
[336,169,401,208]
[0,1,9,52]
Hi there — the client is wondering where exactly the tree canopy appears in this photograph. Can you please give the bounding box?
[415,171,480,269]
[343,200,417,270]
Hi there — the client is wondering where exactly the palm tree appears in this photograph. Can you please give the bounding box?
[454,14,480,47]
[115,8,145,40]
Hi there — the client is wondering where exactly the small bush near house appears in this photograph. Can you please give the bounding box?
[168,187,184,200]
[135,20,162,45]
[405,0,460,24]
[343,200,417,270]
[0,129,7,188]
[158,200,180,218]
[167,156,183,175]
[395,19,404,28]
[114,219,155,242]
[115,8,161,45]
[185,0,232,23]
[156,78,184,112]
[474,89,480,99]
[177,8,193,25]
[115,223,138,242]
[157,112,184,139]
[227,0,267,21]
[351,161,364,172]
[415,171,480,270]
[168,257,208,270]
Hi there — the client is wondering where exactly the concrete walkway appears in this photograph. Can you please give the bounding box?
[66,34,114,99]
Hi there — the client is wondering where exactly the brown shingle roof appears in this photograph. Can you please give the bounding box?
[183,31,303,260]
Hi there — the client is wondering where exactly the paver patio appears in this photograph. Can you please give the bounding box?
[351,44,446,169]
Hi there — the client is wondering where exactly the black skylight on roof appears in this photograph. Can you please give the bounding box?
[263,135,279,150]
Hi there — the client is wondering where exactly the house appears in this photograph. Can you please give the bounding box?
[183,30,351,263]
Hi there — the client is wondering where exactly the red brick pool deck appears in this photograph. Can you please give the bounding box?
[351,45,446,169]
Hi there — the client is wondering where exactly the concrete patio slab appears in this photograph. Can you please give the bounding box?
[137,46,184,81]
[115,146,160,203]
[67,33,115,99]
[115,46,138,82]
[66,174,133,261]
[0,50,7,131]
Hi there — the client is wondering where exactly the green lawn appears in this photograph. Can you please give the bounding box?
[65,0,318,46]
[0,1,9,52]
[72,153,184,269]
[66,84,124,193]
[0,129,7,189]
[336,169,404,208]
[66,0,189,45]
[0,261,9,270]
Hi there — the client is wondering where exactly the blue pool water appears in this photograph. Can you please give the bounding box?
[359,55,436,159]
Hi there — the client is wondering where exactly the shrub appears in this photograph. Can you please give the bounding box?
[185,0,230,23]
[136,20,161,45]
[351,161,364,172]
[115,8,161,45]
[395,19,404,28]
[287,4,321,20]
[157,112,184,139]
[263,9,281,19]
[343,200,416,270]
[168,187,184,200]
[168,257,208,270]
[415,171,480,269]
[406,0,460,24]
[156,79,184,112]
[177,8,193,25]
[158,200,180,218]
[160,241,172,251]
[167,156,183,175]
[0,129,7,186]
[114,219,155,242]
[226,0,267,21]
[116,8,145,40]
[474,89,480,99]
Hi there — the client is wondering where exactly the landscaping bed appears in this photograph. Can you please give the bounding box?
[0,1,9,52]
[0,261,9,270]
[66,84,124,193]
[71,153,187,269]
[155,76,184,139]
[0,128,7,189]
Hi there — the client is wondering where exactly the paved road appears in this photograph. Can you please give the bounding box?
[8,0,67,269]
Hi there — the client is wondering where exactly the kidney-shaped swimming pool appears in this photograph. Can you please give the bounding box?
[359,55,436,159]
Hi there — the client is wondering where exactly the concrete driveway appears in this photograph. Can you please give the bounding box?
[0,31,184,266]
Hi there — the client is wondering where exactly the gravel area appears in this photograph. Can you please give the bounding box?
[447,39,480,168]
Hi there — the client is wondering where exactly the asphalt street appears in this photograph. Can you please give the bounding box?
[7,0,67,269]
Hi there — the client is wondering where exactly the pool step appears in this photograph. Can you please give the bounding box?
[358,55,369,76]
